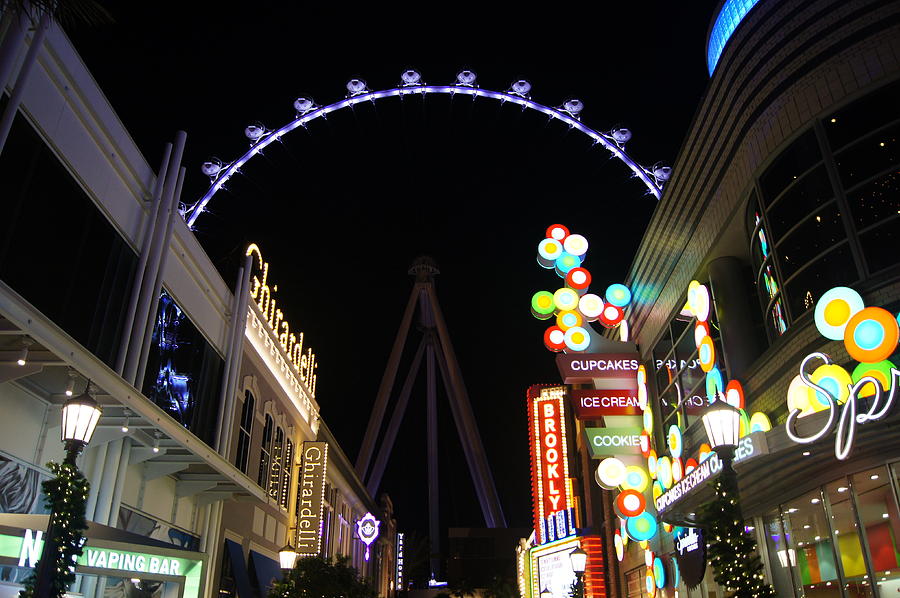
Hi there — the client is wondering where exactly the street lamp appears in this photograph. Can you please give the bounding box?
[540,587,552,598]
[279,543,298,571]
[701,395,741,468]
[34,381,102,598]
[569,546,587,598]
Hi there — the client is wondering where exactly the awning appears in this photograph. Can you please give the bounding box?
[249,550,283,597]
[225,539,254,598]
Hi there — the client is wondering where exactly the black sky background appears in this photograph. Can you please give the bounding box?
[68,2,719,549]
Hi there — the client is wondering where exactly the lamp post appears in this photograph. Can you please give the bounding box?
[569,546,587,598]
[33,382,102,598]
[700,395,741,470]
[540,587,552,598]
[279,543,298,572]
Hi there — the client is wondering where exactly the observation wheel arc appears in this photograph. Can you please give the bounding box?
[185,83,667,228]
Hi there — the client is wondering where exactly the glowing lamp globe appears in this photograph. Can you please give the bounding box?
[569,546,588,574]
[279,544,298,570]
[702,398,741,453]
[61,387,102,445]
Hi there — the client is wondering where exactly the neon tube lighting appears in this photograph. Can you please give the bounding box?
[185,85,664,227]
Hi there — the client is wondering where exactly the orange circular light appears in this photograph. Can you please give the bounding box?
[844,307,900,363]
[694,321,710,348]
[698,336,715,372]
[617,489,647,517]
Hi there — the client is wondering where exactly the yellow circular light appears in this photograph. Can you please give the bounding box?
[553,287,580,312]
[556,310,583,331]
[621,466,650,493]
[578,293,604,321]
[787,374,816,417]
[749,412,772,433]
[810,364,853,408]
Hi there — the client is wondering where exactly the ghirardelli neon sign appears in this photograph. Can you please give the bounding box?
[785,352,900,460]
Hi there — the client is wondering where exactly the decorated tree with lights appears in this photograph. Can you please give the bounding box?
[700,471,775,598]
[18,461,90,598]
[268,555,375,598]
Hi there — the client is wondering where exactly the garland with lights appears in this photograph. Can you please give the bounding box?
[19,461,90,598]
[699,471,775,598]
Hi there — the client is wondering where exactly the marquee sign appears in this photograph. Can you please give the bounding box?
[296,442,328,556]
[246,244,318,398]
[570,389,641,417]
[528,386,574,544]
[396,533,404,589]
[556,353,640,385]
[584,427,643,457]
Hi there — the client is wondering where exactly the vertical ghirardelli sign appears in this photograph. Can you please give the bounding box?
[296,441,328,556]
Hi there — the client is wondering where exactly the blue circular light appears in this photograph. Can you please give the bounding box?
[605,284,632,308]
[855,320,885,350]
[705,367,724,400]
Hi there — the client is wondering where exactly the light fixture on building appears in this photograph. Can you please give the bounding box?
[152,431,161,453]
[65,370,76,397]
[540,588,552,598]
[121,409,131,433]
[702,397,741,460]
[838,486,848,493]
[569,545,587,598]
[279,543,298,571]
[61,381,102,450]
[17,338,33,366]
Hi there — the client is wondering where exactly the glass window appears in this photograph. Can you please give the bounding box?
[780,488,842,596]
[759,131,822,204]
[766,165,834,240]
[834,121,900,187]
[852,467,900,591]
[824,79,900,151]
[268,426,284,502]
[761,510,797,597]
[776,202,847,281]
[845,170,900,230]
[257,415,273,488]
[859,216,900,276]
[825,479,873,596]
[235,391,254,473]
[784,244,858,319]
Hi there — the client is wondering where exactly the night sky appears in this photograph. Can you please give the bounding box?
[69,3,718,544]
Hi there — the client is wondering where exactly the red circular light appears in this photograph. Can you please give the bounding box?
[599,303,624,328]
[543,326,566,352]
[546,224,570,241]
[616,489,647,517]
[565,267,592,291]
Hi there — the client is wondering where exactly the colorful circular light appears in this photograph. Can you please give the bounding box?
[531,291,556,320]
[606,284,632,307]
[565,267,592,291]
[694,321,710,348]
[653,557,666,589]
[546,224,569,241]
[626,512,658,542]
[845,307,900,363]
[810,363,853,407]
[657,456,673,490]
[698,443,712,462]
[554,252,582,277]
[621,466,650,493]
[599,303,625,328]
[706,367,724,400]
[672,457,684,482]
[620,319,630,342]
[617,489,647,517]
[646,569,656,597]
[556,310,583,331]
[663,521,674,534]
[637,365,647,385]
[578,293,604,321]
[643,406,654,435]
[563,233,589,257]
[667,425,683,459]
[614,530,624,562]
[725,379,746,409]
[645,549,655,569]
[698,336,716,372]
[553,287,580,312]
[537,238,564,269]
[638,539,648,550]
[543,326,566,352]
[749,411,772,433]
[652,480,664,504]
[787,374,816,416]
[640,432,652,457]
[564,326,591,352]
[684,457,698,473]
[621,518,629,546]
[647,449,658,477]
[595,457,627,489]
[852,360,895,398]
[688,281,711,322]
[638,383,648,410]
[739,408,750,438]
[672,557,681,588]
[814,286,864,340]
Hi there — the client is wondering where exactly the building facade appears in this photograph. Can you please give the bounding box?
[0,10,395,598]
[611,0,900,596]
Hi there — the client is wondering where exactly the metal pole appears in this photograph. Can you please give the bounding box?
[105,437,132,526]
[215,265,245,452]
[356,284,421,478]
[365,336,427,496]
[115,144,172,375]
[425,284,506,528]
[134,165,185,387]
[0,10,49,156]
[221,256,252,456]
[0,11,27,95]
[123,131,185,385]
[426,342,440,579]
[92,439,123,524]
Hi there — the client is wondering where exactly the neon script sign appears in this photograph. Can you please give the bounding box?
[785,287,899,460]
[529,386,573,544]
[246,244,318,397]
[356,513,380,561]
